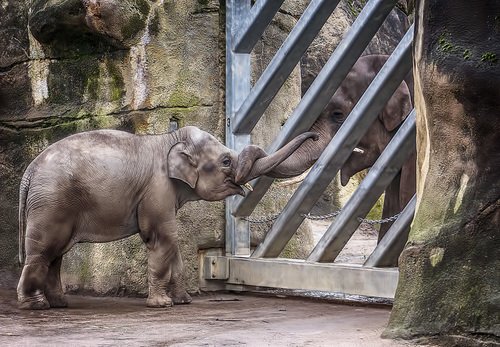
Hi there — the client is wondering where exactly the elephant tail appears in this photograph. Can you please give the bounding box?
[18,168,32,266]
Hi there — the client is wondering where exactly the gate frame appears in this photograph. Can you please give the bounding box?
[205,0,416,300]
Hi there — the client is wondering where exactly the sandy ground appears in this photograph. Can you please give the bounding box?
[311,219,379,265]
[0,221,406,346]
[0,288,420,347]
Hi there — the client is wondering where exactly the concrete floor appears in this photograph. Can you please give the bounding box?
[0,289,419,347]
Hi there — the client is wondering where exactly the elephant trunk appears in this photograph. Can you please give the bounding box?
[262,119,332,179]
[235,132,319,184]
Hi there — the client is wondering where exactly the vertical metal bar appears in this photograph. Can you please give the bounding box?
[234,3,406,218]
[225,0,251,256]
[307,111,416,262]
[251,33,413,258]
[364,194,416,267]
[232,0,286,54]
[232,0,341,134]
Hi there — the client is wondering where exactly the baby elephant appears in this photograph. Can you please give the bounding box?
[17,126,317,309]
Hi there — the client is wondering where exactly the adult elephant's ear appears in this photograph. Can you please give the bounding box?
[379,80,413,131]
[167,142,198,189]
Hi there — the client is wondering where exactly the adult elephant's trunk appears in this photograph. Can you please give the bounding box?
[264,119,332,179]
[235,131,319,184]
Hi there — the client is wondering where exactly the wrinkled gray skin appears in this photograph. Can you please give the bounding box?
[243,55,416,253]
[17,126,317,310]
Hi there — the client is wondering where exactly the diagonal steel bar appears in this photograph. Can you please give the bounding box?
[364,194,416,267]
[307,110,416,262]
[250,33,414,258]
[232,0,286,54]
[232,0,341,134]
[233,3,406,218]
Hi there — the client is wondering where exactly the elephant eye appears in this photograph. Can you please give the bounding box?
[332,111,345,123]
[222,158,231,167]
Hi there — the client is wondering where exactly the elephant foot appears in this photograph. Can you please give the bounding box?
[46,293,68,308]
[146,294,173,308]
[18,292,50,310]
[170,291,192,305]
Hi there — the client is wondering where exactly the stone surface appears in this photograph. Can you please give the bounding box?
[385,0,500,344]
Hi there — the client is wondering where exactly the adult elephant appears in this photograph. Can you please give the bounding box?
[238,55,416,256]
[17,126,317,309]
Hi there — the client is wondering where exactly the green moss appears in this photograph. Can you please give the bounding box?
[438,34,454,52]
[105,60,125,101]
[47,58,100,104]
[148,9,161,36]
[481,52,498,63]
[168,90,201,108]
[121,14,147,41]
[462,49,471,60]
[365,194,385,227]
[347,0,367,17]
[85,73,100,101]
[134,0,151,17]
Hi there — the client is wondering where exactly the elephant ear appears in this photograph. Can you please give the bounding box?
[379,80,412,132]
[167,142,198,189]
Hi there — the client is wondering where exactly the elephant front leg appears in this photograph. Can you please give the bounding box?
[166,249,192,305]
[143,229,180,308]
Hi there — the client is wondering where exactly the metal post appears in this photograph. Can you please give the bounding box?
[234,3,406,218]
[251,33,413,258]
[232,0,341,134]
[364,194,416,267]
[232,0,285,54]
[307,111,416,262]
[225,0,251,256]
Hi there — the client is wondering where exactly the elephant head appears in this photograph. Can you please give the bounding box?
[166,126,318,201]
[265,55,413,183]
[255,55,415,245]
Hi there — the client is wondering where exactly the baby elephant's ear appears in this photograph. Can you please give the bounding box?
[167,142,199,189]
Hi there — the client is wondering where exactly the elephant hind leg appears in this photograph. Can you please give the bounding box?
[17,254,51,310]
[18,220,73,310]
[45,256,67,308]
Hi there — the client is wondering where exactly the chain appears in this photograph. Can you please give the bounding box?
[357,212,401,225]
[301,210,341,220]
[241,212,281,224]
[242,210,401,225]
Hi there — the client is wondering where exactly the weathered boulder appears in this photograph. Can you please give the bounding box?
[385,0,500,344]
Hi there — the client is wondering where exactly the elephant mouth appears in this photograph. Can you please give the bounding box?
[340,147,368,186]
[224,178,252,197]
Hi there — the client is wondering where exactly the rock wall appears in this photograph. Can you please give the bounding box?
[385,0,500,344]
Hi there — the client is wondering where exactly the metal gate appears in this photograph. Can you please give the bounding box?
[202,0,416,299]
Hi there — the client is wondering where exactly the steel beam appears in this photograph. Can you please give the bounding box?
[308,110,416,262]
[225,0,251,256]
[232,0,285,54]
[203,256,399,299]
[364,194,416,267]
[233,3,407,218]
[232,0,341,134]
[251,31,414,258]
